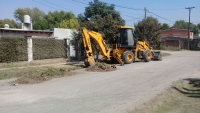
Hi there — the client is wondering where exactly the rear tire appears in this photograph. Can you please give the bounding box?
[122,51,134,64]
[143,50,152,62]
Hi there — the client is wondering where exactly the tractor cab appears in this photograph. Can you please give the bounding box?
[118,26,136,47]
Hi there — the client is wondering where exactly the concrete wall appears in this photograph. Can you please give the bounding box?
[0,30,52,38]
[53,28,76,56]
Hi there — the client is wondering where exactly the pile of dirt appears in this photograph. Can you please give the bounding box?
[86,62,117,72]
[13,68,74,84]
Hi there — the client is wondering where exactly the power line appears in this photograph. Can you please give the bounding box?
[33,0,58,10]
[74,0,143,10]
[43,0,81,13]
[72,0,88,5]
[126,16,144,22]
[149,11,174,23]
[56,0,85,9]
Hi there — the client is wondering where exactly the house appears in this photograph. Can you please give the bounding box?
[161,28,193,49]
[0,15,75,56]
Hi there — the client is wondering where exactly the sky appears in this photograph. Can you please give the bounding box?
[0,0,200,27]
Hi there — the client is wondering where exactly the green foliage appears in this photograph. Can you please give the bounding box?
[134,17,162,49]
[0,37,27,63]
[32,38,66,60]
[0,37,66,63]
[77,0,125,44]
[173,20,188,29]
[33,11,77,30]
[32,19,48,30]
[59,18,79,29]
[191,24,199,34]
[14,7,45,23]
[190,39,200,50]
[173,20,199,34]
[161,23,170,30]
[197,24,200,30]
[0,19,19,28]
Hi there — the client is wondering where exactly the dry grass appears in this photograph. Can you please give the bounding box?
[12,67,74,84]
[128,79,200,113]
[0,66,76,85]
[0,58,66,68]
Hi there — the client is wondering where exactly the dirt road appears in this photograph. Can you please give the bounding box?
[0,51,200,113]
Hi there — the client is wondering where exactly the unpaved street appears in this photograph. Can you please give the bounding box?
[0,51,200,113]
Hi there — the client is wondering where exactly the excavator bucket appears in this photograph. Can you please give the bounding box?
[84,56,95,67]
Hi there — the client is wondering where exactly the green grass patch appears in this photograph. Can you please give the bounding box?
[128,79,200,113]
[161,46,181,51]
[161,52,171,57]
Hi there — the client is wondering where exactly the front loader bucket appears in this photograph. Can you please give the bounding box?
[152,51,162,61]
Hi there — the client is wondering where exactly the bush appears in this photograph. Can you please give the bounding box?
[32,38,66,60]
[0,37,67,63]
[0,37,27,63]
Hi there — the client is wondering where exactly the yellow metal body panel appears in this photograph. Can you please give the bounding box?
[81,28,111,66]
[118,26,134,29]
[82,27,154,66]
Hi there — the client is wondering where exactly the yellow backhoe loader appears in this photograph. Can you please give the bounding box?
[81,26,162,67]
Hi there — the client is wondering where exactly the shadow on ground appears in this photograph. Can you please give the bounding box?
[172,78,200,98]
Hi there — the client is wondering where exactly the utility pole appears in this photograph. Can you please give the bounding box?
[144,7,149,19]
[185,7,195,50]
[144,7,147,19]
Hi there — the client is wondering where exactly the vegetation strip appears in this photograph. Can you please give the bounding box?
[129,79,200,113]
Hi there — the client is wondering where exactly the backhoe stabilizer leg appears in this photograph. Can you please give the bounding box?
[115,57,124,66]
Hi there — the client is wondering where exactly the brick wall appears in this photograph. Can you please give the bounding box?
[161,29,193,39]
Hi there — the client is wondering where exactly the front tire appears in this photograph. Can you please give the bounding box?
[122,51,134,64]
[143,50,152,62]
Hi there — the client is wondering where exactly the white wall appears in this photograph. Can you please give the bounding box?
[53,28,74,40]
[0,31,52,38]
[53,28,76,56]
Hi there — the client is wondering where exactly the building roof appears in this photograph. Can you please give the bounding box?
[0,28,53,34]
[162,28,189,32]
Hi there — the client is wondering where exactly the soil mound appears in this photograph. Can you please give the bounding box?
[86,62,117,72]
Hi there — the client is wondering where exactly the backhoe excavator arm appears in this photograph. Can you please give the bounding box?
[81,28,111,67]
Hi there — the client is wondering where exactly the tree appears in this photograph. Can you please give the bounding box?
[191,24,199,34]
[134,17,162,49]
[197,23,200,33]
[33,11,78,30]
[173,20,199,34]
[173,20,188,29]
[77,0,125,44]
[0,19,19,28]
[14,7,45,23]
[161,23,170,30]
[59,18,79,29]
[197,23,200,30]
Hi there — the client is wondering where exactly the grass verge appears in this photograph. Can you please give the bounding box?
[128,79,200,113]
[0,58,66,68]
[0,67,75,84]
[161,52,171,57]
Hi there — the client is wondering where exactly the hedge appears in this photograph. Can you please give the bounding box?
[33,38,66,60]
[0,37,67,63]
[0,37,27,63]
